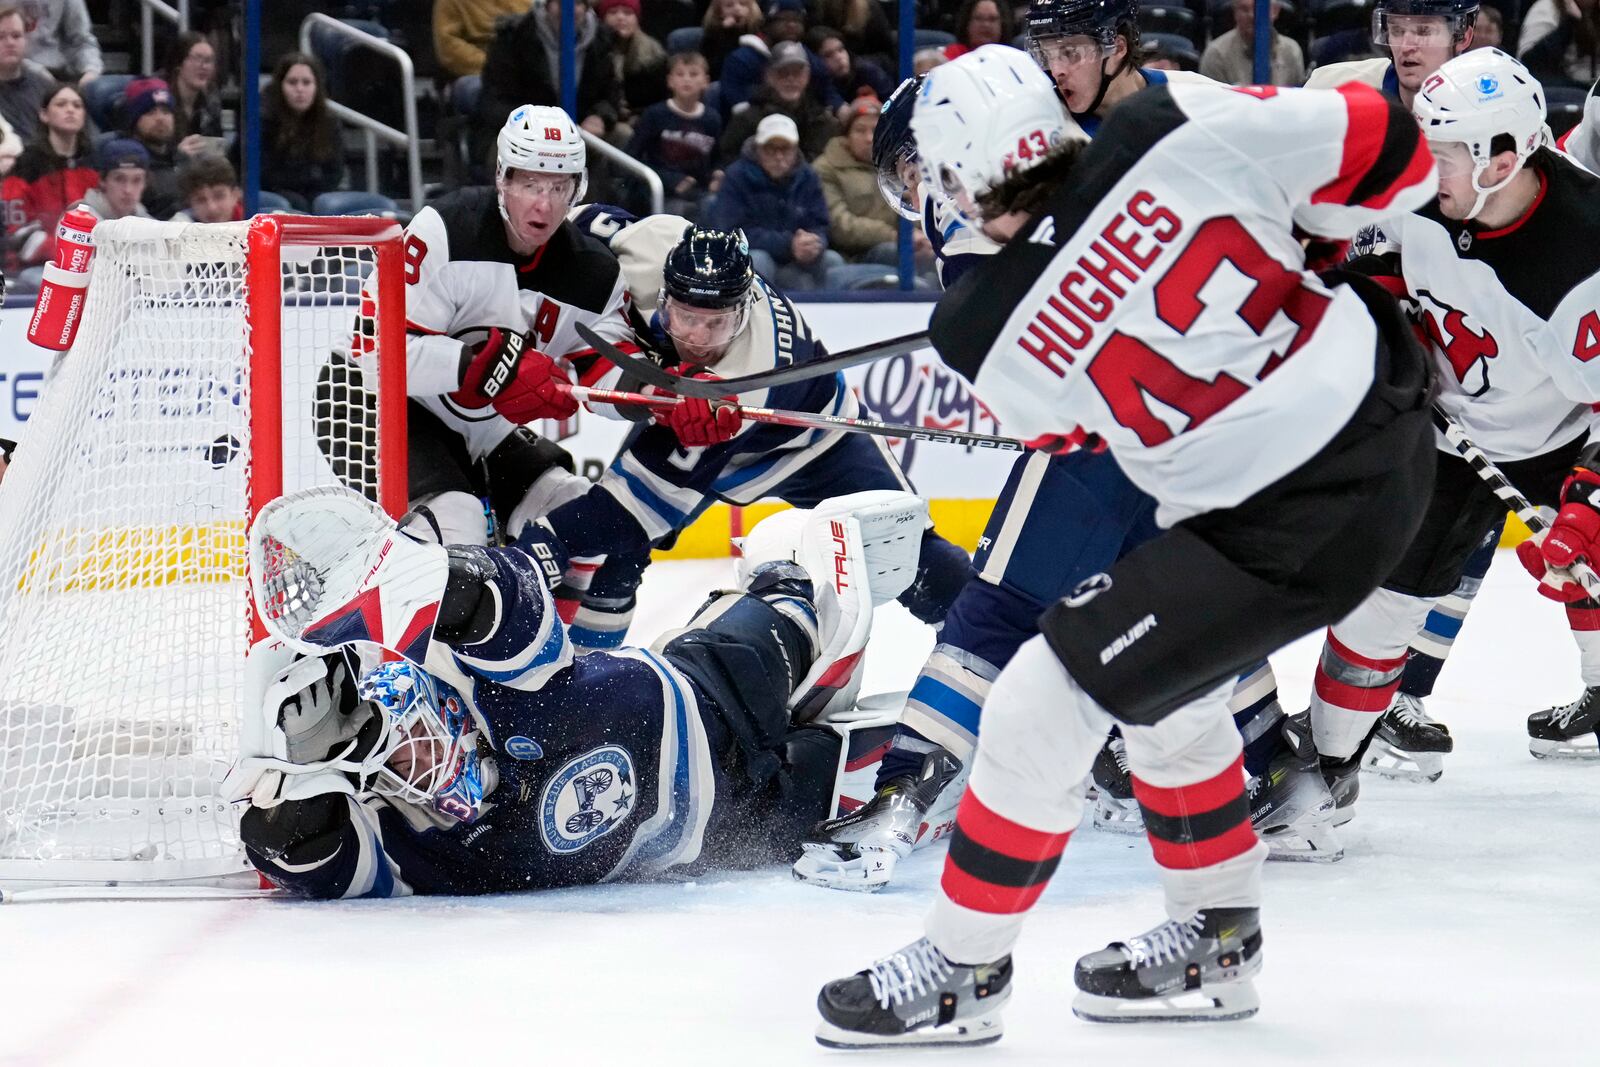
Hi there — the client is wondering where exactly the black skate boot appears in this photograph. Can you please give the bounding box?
[1072,908,1262,1023]
[793,749,963,891]
[1363,693,1453,783]
[1529,686,1600,760]
[1251,749,1342,863]
[1319,754,1360,827]
[815,937,1011,1048]
[1091,734,1142,834]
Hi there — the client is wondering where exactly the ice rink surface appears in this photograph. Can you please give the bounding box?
[4,553,1598,1067]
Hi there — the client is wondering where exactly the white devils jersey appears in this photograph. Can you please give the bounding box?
[378,187,635,456]
[932,83,1437,526]
[1366,150,1600,462]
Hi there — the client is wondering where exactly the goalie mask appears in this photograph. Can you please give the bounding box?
[357,661,496,825]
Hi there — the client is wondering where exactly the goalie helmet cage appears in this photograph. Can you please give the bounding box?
[0,214,407,892]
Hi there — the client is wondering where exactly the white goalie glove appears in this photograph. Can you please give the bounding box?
[220,637,377,809]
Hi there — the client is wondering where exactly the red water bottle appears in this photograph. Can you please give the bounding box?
[26,208,98,352]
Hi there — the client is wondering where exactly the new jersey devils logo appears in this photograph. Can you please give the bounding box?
[1416,289,1499,397]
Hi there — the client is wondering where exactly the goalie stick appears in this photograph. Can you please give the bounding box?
[563,383,1030,452]
[575,322,930,398]
[1433,406,1600,599]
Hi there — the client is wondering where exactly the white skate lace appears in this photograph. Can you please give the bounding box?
[1123,914,1206,968]
[1111,737,1130,775]
[1552,692,1595,730]
[866,938,955,1009]
[1390,694,1440,728]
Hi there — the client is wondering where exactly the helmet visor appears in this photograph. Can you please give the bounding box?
[498,170,580,208]
[660,293,749,362]
[1427,138,1476,178]
[1026,33,1112,71]
[1372,11,1460,46]
[876,152,924,221]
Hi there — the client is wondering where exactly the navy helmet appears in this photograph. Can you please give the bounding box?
[1025,0,1140,49]
[1375,0,1479,43]
[662,224,754,310]
[872,75,925,222]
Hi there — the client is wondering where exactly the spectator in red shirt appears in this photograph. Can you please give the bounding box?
[944,0,1014,59]
[1,78,93,278]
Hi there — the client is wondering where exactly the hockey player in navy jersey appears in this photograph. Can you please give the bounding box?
[1307,51,1600,792]
[223,485,928,898]
[795,17,1324,895]
[811,46,1439,1043]
[538,208,971,651]
[366,104,639,548]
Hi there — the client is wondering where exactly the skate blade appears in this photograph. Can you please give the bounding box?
[1362,740,1444,783]
[815,1011,1004,1049]
[1529,738,1600,760]
[1092,798,1144,835]
[1264,827,1344,864]
[792,844,896,892]
[1072,980,1260,1024]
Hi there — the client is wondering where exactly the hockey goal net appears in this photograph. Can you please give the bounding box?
[0,215,407,891]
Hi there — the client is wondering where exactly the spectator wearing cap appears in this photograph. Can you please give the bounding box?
[1,80,92,279]
[121,77,183,219]
[433,0,528,79]
[597,0,669,135]
[719,0,844,117]
[0,5,56,145]
[475,0,622,163]
[699,0,765,79]
[943,0,1014,60]
[809,26,894,105]
[1199,0,1304,85]
[71,136,151,221]
[628,51,722,217]
[1144,33,1200,72]
[718,40,841,163]
[162,31,224,155]
[709,112,843,291]
[171,153,241,224]
[258,52,344,212]
[809,0,896,70]
[814,96,910,268]
[17,0,100,87]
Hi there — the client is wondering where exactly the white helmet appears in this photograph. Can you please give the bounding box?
[1414,48,1549,220]
[495,104,589,221]
[910,44,1084,227]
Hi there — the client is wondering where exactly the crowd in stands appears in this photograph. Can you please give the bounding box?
[0,0,1596,295]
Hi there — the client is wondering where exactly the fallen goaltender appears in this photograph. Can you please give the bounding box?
[222,485,944,897]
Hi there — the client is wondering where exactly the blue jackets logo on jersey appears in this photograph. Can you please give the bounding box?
[506,735,545,761]
[539,745,636,854]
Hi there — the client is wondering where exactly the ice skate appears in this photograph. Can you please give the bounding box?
[1320,754,1360,827]
[1363,693,1452,782]
[1251,751,1342,863]
[1072,908,1262,1023]
[1091,735,1142,834]
[1529,686,1600,759]
[792,749,962,891]
[815,936,1011,1048]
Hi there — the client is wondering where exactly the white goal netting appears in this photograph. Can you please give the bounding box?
[0,216,404,888]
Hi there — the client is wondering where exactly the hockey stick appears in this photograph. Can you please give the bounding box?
[563,384,1028,452]
[575,322,930,398]
[1432,406,1600,599]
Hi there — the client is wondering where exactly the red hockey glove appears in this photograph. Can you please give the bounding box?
[453,328,578,423]
[649,370,742,448]
[1518,465,1600,601]
[1024,426,1107,455]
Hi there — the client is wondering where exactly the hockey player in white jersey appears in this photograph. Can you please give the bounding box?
[369,104,639,547]
[539,208,972,652]
[1307,50,1600,783]
[811,46,1439,1045]
[1306,0,1478,107]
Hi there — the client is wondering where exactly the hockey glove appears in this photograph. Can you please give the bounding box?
[649,369,742,447]
[1025,426,1108,455]
[454,327,579,424]
[1518,462,1600,602]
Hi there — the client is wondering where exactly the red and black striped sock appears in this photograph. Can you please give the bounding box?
[1133,753,1257,870]
[938,788,1071,916]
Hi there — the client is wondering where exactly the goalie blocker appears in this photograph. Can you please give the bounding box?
[226,486,928,896]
